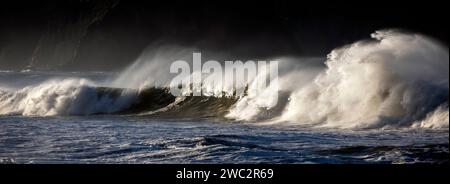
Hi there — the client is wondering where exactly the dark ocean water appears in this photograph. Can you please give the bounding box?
[0,70,448,164]
[0,115,448,164]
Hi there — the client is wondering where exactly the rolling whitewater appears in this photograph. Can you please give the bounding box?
[0,30,448,164]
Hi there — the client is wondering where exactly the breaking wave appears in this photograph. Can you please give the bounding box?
[275,30,449,129]
[0,79,137,116]
[0,30,448,130]
[226,30,448,129]
[0,78,236,119]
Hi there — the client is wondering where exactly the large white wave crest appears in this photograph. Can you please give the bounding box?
[273,30,448,129]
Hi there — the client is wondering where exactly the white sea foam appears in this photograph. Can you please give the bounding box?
[266,30,448,129]
[0,79,137,116]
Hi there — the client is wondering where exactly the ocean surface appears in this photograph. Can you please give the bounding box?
[0,115,448,164]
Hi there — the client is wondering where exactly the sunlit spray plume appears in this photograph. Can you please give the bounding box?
[168,53,279,98]
[226,57,323,121]
[270,30,449,129]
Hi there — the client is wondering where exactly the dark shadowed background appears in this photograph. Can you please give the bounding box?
[0,0,447,71]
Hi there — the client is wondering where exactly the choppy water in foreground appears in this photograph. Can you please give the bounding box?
[0,115,447,164]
